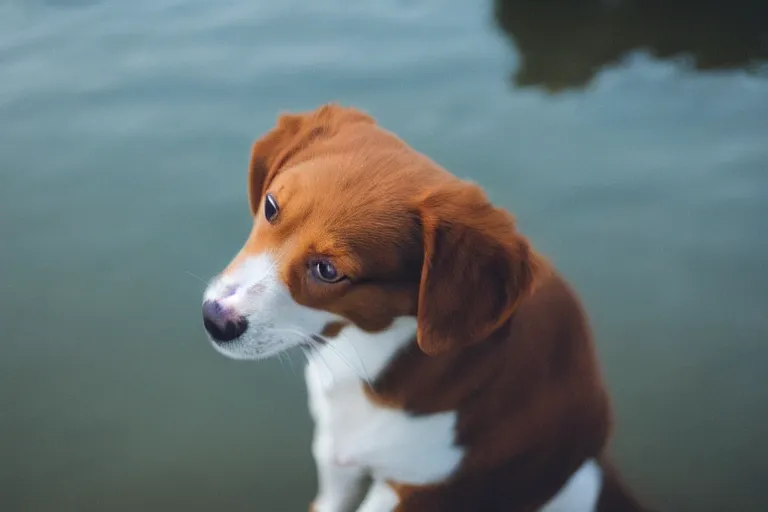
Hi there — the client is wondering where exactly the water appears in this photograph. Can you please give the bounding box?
[1,1,766,510]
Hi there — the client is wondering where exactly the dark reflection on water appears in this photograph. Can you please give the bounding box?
[494,0,768,91]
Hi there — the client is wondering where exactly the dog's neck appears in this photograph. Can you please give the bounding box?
[305,317,418,391]
[304,256,555,393]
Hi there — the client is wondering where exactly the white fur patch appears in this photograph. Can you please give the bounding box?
[356,481,400,512]
[539,459,602,512]
[204,253,464,496]
[202,253,342,360]
[307,318,464,507]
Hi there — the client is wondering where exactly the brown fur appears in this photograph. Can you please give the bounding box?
[367,275,644,511]
[231,103,645,511]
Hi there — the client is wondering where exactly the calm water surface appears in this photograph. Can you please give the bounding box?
[1,1,767,511]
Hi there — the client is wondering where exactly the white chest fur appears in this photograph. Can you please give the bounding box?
[304,317,464,486]
[303,318,602,512]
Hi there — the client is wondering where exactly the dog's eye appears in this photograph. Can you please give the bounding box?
[264,193,279,223]
[310,260,344,283]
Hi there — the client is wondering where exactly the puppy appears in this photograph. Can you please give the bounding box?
[201,104,645,511]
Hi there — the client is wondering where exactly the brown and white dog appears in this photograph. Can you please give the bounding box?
[201,104,646,512]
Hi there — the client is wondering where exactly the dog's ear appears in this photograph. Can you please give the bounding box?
[247,104,374,215]
[416,181,540,356]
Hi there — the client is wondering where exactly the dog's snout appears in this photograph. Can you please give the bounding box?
[202,299,248,342]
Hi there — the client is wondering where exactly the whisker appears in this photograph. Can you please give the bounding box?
[276,351,287,374]
[336,330,371,384]
[266,327,333,382]
[284,349,297,376]
[308,340,335,387]
[298,347,311,370]
[316,333,373,386]
[184,270,208,285]
[304,338,336,387]
[264,325,376,387]
[267,326,368,386]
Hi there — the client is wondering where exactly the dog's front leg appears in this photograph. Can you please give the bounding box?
[355,480,400,512]
[310,430,366,512]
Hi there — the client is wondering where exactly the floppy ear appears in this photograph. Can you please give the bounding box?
[416,181,540,356]
[247,104,375,214]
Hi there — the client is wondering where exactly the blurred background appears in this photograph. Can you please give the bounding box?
[1,0,766,510]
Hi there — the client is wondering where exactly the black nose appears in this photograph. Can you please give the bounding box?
[202,300,248,342]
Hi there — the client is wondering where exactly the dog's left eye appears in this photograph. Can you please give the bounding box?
[310,260,344,283]
[264,193,279,223]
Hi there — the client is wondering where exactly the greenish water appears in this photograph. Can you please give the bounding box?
[1,1,766,511]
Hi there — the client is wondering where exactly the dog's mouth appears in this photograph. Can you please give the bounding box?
[292,321,348,351]
[309,334,327,345]
[203,318,349,360]
[308,320,349,347]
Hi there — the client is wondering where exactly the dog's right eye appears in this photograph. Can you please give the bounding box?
[264,193,279,223]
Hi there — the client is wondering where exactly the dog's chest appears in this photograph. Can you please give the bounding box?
[304,319,464,485]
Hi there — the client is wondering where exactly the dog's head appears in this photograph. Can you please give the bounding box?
[202,104,540,360]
